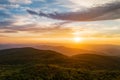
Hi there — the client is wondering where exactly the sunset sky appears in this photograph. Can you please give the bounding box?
[0,0,120,45]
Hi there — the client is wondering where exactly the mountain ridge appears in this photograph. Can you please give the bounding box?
[0,44,120,56]
[0,47,120,70]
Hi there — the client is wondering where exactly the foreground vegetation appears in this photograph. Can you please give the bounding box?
[0,47,120,80]
[0,64,120,80]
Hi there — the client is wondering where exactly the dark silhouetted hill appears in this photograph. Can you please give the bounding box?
[0,47,69,65]
[71,54,120,70]
[0,47,120,70]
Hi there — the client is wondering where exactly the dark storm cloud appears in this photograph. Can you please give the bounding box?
[27,1,120,21]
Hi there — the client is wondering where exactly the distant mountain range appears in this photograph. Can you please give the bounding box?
[0,47,120,70]
[34,44,120,56]
[0,44,120,56]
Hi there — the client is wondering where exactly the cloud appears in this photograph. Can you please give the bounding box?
[0,23,71,33]
[68,0,115,8]
[27,1,120,21]
[0,11,10,17]
[0,21,14,26]
[0,18,71,33]
[0,0,9,4]
[8,0,32,4]
[0,30,18,33]
[26,9,39,15]
[0,4,20,9]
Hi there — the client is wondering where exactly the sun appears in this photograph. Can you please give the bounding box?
[73,37,82,43]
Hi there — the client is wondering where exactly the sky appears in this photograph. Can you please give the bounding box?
[0,0,120,45]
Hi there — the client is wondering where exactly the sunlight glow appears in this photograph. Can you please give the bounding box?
[73,37,82,42]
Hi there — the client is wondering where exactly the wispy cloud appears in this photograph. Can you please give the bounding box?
[0,0,120,39]
[0,16,71,33]
[8,0,32,4]
[27,1,120,21]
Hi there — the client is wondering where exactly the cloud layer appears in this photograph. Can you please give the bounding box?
[27,1,120,21]
[0,0,120,40]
